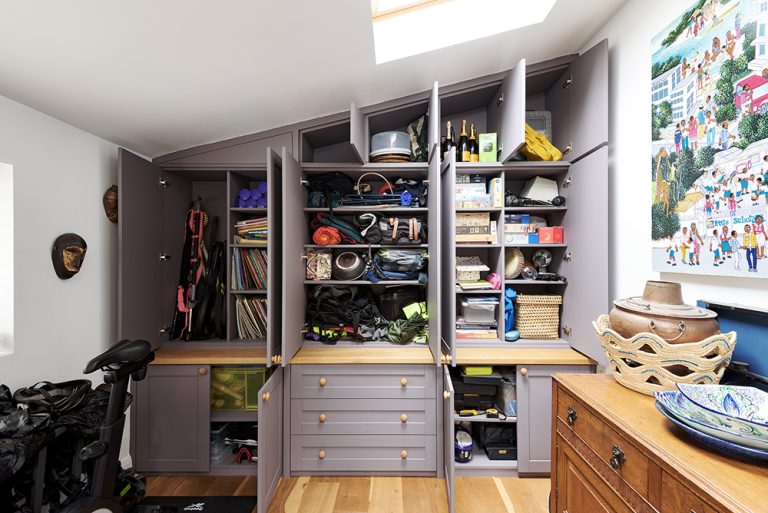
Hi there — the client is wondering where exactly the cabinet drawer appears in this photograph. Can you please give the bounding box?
[291,398,435,435]
[291,434,436,472]
[661,472,715,513]
[557,389,650,498]
[292,364,435,399]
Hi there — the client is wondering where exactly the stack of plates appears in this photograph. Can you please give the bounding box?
[654,384,768,463]
[370,149,412,163]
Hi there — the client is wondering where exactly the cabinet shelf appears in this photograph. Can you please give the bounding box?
[456,243,501,248]
[453,413,517,424]
[211,410,259,422]
[456,161,570,179]
[230,207,268,214]
[505,280,567,286]
[504,206,567,213]
[304,280,423,286]
[503,243,567,248]
[303,244,428,249]
[230,243,268,248]
[304,207,428,213]
[454,446,518,473]
[230,289,267,295]
[301,162,429,175]
[455,288,503,294]
[456,207,503,213]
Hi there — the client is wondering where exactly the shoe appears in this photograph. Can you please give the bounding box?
[673,263,677,266]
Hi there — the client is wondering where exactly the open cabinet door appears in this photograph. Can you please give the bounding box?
[350,102,366,163]
[559,147,608,363]
[498,59,526,162]
[440,152,457,366]
[428,111,442,366]
[569,39,608,161]
[443,366,455,513]
[118,148,164,346]
[257,367,284,513]
[281,149,306,365]
[267,149,283,366]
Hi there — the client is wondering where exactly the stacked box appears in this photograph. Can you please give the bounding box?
[456,212,495,242]
[538,226,564,244]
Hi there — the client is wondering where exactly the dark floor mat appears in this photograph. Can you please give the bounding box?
[137,496,256,513]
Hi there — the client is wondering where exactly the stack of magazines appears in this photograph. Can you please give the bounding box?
[232,248,268,290]
[235,297,268,341]
[234,217,267,245]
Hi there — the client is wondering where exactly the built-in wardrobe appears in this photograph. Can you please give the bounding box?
[119,39,608,513]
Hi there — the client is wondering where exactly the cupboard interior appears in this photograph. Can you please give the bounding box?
[365,100,429,161]
[525,63,571,155]
[300,120,361,164]
[440,82,502,151]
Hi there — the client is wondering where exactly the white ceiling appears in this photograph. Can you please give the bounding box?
[0,0,627,158]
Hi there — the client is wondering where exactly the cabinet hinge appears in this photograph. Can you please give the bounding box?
[562,176,572,188]
[497,93,504,106]
[563,325,573,336]
[562,143,572,155]
[159,253,172,262]
[159,177,170,188]
[159,325,170,336]
[562,76,573,89]
[300,178,309,188]
[563,251,572,262]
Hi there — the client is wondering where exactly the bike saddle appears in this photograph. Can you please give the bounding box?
[84,339,152,374]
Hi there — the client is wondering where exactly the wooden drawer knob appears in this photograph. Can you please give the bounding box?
[318,450,326,459]
[401,414,408,423]
[262,392,271,402]
[198,367,207,376]
[443,391,451,400]
[401,450,408,460]
[319,414,327,423]
[401,377,408,387]
[319,377,327,386]
[519,367,528,376]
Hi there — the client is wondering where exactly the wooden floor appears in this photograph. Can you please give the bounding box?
[146,475,550,513]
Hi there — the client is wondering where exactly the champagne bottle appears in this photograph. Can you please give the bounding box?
[443,121,455,160]
[469,123,479,162]
[458,119,470,162]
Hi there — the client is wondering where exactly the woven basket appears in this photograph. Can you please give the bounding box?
[515,294,562,339]
[593,315,737,396]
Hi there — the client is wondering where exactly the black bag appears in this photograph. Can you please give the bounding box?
[307,172,355,208]
[306,286,387,343]
[13,380,92,415]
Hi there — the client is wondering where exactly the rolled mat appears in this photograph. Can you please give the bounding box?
[313,226,342,245]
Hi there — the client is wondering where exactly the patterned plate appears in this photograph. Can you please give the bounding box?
[654,390,768,450]
[655,401,768,464]
[677,384,768,440]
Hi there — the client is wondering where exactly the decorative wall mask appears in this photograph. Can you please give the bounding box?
[52,233,87,279]
[103,185,118,223]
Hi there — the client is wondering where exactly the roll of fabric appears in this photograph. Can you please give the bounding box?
[313,226,342,246]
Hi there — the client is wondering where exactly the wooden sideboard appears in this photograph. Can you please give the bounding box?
[551,374,768,513]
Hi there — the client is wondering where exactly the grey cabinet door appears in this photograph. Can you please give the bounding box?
[428,94,442,365]
[134,365,210,473]
[266,149,283,365]
[439,152,456,364]
[559,147,608,363]
[569,39,608,161]
[516,365,590,474]
[118,149,164,346]
[442,367,455,513]
[281,149,306,365]
[257,367,283,513]
[350,102,365,163]
[498,58,526,162]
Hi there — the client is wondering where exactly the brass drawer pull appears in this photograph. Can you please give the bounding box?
[610,445,626,470]
[400,414,408,423]
[400,377,408,387]
[401,450,408,460]
[319,377,327,386]
[567,406,577,426]
[318,450,326,459]
[319,414,327,423]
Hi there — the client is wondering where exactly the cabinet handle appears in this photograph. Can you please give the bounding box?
[443,391,451,400]
[401,450,408,460]
[319,377,327,386]
[401,414,408,423]
[401,377,408,387]
[198,367,207,376]
[271,355,282,364]
[318,450,326,460]
[319,414,327,423]
[567,406,577,426]
[609,445,626,470]
[519,368,528,376]
[262,392,271,402]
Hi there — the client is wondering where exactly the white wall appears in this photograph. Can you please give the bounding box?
[584,0,768,307]
[0,162,12,355]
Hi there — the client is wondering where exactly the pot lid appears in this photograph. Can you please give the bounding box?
[613,297,718,319]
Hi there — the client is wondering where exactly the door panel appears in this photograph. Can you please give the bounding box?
[546,68,572,160]
[440,152,456,364]
[570,39,609,161]
[498,59,526,162]
[258,367,283,513]
[267,149,283,365]
[134,365,210,472]
[560,147,608,363]
[429,81,440,159]
[350,102,365,163]
[428,111,442,365]
[281,150,307,365]
[118,149,164,346]
[443,367,455,513]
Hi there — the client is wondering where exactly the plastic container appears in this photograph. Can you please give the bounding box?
[525,110,552,141]
[461,301,497,322]
[211,367,266,411]
[370,131,411,157]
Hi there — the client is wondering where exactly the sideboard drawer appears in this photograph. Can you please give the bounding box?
[292,364,435,399]
[557,389,650,498]
[661,472,715,513]
[291,398,435,435]
[291,434,436,473]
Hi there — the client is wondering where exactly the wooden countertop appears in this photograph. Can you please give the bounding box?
[556,374,768,513]
[289,346,435,365]
[151,347,267,365]
[455,347,594,365]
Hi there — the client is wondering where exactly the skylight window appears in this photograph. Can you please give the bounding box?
[371,0,557,64]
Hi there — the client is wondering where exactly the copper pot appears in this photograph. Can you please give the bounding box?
[608,281,719,344]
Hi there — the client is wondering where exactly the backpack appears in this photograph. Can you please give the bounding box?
[305,286,387,343]
[307,172,356,208]
[368,249,428,283]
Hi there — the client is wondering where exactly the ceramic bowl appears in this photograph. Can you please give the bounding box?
[654,401,768,463]
[677,383,768,440]
[654,390,768,450]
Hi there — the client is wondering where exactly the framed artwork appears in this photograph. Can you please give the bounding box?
[652,0,768,277]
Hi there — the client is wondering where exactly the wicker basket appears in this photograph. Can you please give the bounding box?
[593,315,737,396]
[515,294,562,339]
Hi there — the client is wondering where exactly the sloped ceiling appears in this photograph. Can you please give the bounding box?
[0,0,626,157]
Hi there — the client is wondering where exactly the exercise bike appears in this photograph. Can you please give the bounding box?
[58,339,155,513]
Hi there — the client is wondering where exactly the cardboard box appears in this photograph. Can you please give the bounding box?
[538,226,564,244]
[504,223,533,234]
[528,233,539,244]
[504,233,529,245]
[479,133,497,162]
[455,183,487,195]
[457,212,490,227]
[488,177,503,208]
[457,225,490,235]
[457,233,496,242]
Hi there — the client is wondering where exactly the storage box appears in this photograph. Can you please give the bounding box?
[504,233,529,245]
[461,301,497,323]
[525,110,552,141]
[479,133,497,162]
[538,226,564,244]
[515,294,562,339]
[211,367,266,411]
[485,444,518,460]
[488,178,503,208]
[456,174,486,184]
[520,176,559,202]
[528,233,539,244]
[457,212,490,227]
